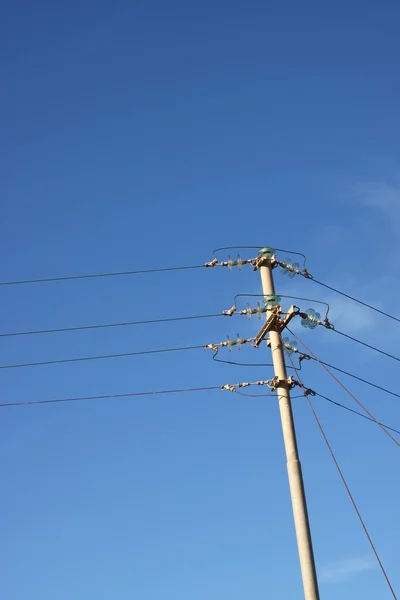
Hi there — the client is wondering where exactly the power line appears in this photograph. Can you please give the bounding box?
[213,348,400,400]
[287,328,400,447]
[315,393,400,436]
[309,277,400,325]
[0,386,311,408]
[0,344,204,370]
[213,357,274,368]
[0,386,222,408]
[331,328,400,363]
[0,313,223,338]
[230,390,277,398]
[0,264,204,287]
[307,356,400,400]
[287,354,398,599]
[305,390,398,599]
[1,249,312,288]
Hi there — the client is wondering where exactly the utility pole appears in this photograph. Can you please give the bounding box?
[258,249,320,600]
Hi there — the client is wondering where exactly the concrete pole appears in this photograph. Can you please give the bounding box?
[260,259,320,600]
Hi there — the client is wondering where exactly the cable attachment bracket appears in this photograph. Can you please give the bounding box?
[254,305,299,348]
[222,305,236,316]
[269,375,299,391]
[297,382,317,397]
[254,310,280,347]
[298,353,311,365]
[280,305,301,330]
[204,258,218,267]
[204,343,219,352]
[304,387,316,397]
[253,253,278,271]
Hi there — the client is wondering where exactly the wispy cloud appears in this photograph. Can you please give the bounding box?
[323,295,374,334]
[353,179,400,226]
[320,555,377,584]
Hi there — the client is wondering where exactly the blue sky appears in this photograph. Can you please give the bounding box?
[1,1,399,598]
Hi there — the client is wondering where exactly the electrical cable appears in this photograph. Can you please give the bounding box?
[0,386,307,408]
[287,328,400,448]
[315,392,400,436]
[210,339,400,398]
[211,352,299,370]
[230,390,305,399]
[304,393,397,598]
[287,354,398,598]
[0,264,205,287]
[213,351,400,397]
[0,344,204,370]
[306,356,400,400]
[0,313,223,338]
[209,335,399,400]
[311,405,398,600]
[213,357,274,368]
[0,386,222,408]
[309,277,400,325]
[331,328,400,363]
[232,390,277,398]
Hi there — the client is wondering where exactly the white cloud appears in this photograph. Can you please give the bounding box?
[353,179,400,226]
[324,295,374,334]
[320,555,377,584]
